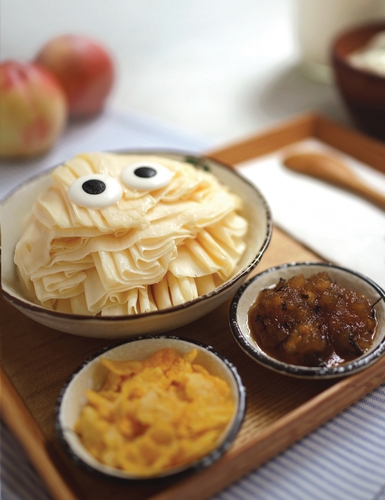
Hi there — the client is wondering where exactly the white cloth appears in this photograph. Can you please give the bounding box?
[237,139,385,290]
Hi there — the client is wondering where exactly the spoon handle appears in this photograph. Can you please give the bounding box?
[283,153,385,211]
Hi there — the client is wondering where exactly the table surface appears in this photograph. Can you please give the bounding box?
[1,1,385,500]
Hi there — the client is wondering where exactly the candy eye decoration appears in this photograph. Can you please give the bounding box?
[120,162,173,191]
[68,174,123,208]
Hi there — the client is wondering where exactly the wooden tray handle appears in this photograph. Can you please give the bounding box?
[0,368,81,500]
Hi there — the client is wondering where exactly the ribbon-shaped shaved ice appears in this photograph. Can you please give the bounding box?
[14,152,248,315]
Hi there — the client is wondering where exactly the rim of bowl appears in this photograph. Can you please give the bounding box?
[332,21,385,79]
[55,334,246,481]
[229,262,385,379]
[1,149,272,322]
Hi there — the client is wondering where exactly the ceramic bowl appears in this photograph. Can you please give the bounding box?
[230,262,385,379]
[0,150,272,338]
[55,335,245,480]
[331,21,385,142]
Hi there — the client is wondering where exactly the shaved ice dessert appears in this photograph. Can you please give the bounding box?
[14,152,248,316]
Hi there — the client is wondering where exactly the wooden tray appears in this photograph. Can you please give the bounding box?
[1,113,385,500]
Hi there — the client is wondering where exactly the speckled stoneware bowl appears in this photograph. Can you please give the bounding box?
[230,262,385,379]
[0,150,272,338]
[55,336,245,481]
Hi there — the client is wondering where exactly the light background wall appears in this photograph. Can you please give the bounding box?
[1,0,384,143]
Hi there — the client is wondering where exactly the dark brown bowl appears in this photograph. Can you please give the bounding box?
[331,21,385,142]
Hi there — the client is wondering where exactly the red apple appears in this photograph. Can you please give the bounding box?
[0,60,68,158]
[35,35,115,118]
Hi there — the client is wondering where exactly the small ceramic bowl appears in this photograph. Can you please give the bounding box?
[230,262,385,379]
[55,336,245,480]
[331,21,385,141]
[0,150,272,338]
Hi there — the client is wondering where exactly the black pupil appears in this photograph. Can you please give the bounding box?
[82,179,106,195]
[134,166,157,178]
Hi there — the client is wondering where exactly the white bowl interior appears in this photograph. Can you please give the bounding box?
[233,263,385,377]
[1,173,53,288]
[0,152,271,338]
[57,337,244,479]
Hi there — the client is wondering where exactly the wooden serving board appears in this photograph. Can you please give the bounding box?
[1,113,385,500]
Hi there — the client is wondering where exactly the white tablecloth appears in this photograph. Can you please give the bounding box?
[1,109,385,500]
[237,140,385,290]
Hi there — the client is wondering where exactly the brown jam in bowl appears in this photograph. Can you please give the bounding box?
[248,272,378,368]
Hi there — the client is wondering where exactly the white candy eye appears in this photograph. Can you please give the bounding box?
[120,162,173,191]
[68,174,123,208]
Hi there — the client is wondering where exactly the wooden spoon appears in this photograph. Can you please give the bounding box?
[282,152,385,211]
